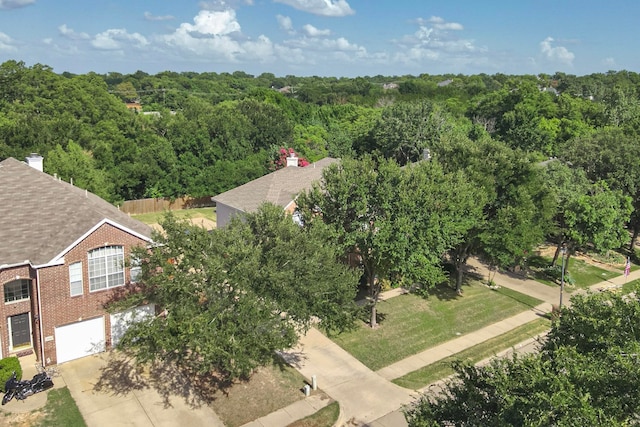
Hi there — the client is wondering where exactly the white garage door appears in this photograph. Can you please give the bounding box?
[55,317,105,364]
[110,304,155,347]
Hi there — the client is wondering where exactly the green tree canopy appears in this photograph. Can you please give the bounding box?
[298,156,480,326]
[405,291,640,426]
[432,135,553,291]
[363,101,453,165]
[110,206,358,380]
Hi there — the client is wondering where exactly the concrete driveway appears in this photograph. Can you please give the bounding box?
[61,353,224,427]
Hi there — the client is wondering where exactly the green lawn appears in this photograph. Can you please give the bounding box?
[330,283,542,371]
[131,207,216,225]
[566,257,621,288]
[528,255,621,290]
[287,401,339,427]
[392,318,551,390]
[35,387,86,427]
[622,278,640,294]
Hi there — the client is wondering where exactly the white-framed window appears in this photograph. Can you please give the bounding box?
[69,262,83,296]
[88,246,125,292]
[4,279,30,303]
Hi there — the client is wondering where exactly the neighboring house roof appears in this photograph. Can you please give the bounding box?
[0,157,153,266]
[212,157,339,214]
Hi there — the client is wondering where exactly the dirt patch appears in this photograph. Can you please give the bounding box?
[1,409,45,427]
[149,217,217,233]
[536,244,624,271]
[209,363,322,427]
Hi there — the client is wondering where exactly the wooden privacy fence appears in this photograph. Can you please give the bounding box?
[119,196,215,215]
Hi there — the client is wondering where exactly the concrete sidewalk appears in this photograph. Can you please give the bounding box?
[465,258,563,304]
[277,328,417,426]
[241,394,334,427]
[376,302,550,381]
[467,256,640,304]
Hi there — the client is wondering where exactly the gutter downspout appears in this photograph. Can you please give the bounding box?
[36,269,46,367]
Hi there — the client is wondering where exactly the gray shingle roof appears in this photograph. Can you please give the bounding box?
[212,158,338,213]
[0,157,153,266]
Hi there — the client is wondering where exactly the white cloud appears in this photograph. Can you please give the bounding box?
[274,0,354,17]
[302,24,330,37]
[162,10,242,59]
[401,18,480,54]
[242,35,275,62]
[423,16,463,31]
[0,32,16,51]
[603,57,616,68]
[58,24,90,40]
[277,14,295,34]
[0,0,34,10]
[162,9,280,63]
[199,0,253,9]
[540,37,574,65]
[284,35,366,55]
[144,11,174,21]
[173,9,241,38]
[390,16,489,71]
[92,29,149,50]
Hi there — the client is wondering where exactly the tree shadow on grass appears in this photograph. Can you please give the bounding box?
[92,352,235,409]
[425,284,461,302]
[418,274,478,303]
[277,348,307,370]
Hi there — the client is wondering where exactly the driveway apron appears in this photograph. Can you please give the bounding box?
[61,354,224,427]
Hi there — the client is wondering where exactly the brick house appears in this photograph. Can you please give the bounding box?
[212,156,338,228]
[0,155,154,365]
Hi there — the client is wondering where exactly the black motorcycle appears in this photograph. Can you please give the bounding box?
[2,371,54,405]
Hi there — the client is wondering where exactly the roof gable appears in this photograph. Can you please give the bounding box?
[0,157,153,266]
[212,158,338,213]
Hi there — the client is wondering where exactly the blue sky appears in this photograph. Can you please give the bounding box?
[0,0,638,77]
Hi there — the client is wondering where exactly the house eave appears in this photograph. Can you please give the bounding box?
[48,218,153,265]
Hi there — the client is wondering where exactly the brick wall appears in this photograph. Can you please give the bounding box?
[1,222,150,364]
[0,265,36,358]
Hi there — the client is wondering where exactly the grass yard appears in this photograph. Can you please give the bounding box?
[622,278,640,294]
[392,318,551,390]
[0,387,86,427]
[566,257,621,288]
[287,401,340,427]
[131,207,216,227]
[210,361,322,427]
[34,387,86,427]
[528,255,620,289]
[331,282,542,371]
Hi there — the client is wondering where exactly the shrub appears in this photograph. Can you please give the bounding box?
[543,265,575,286]
[0,356,22,392]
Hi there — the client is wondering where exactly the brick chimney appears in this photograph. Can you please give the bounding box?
[26,153,43,172]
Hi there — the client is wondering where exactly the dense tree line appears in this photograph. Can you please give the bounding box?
[2,60,639,205]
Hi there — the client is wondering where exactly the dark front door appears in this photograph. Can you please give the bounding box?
[10,313,31,348]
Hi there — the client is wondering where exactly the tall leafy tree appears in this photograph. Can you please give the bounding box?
[364,101,453,165]
[560,182,632,265]
[560,128,640,250]
[298,156,479,327]
[110,206,358,380]
[433,135,553,291]
[45,141,116,202]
